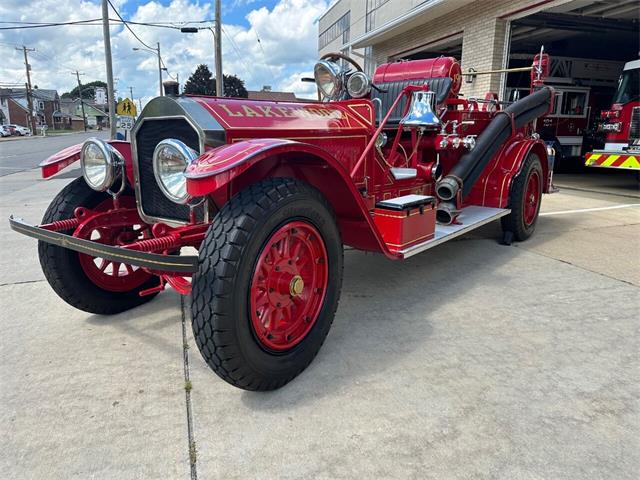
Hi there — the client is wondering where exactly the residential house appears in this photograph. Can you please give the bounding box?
[0,87,60,129]
[59,98,108,130]
[247,86,299,102]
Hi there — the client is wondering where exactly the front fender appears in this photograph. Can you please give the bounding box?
[185,138,400,258]
[186,139,337,195]
[39,140,133,181]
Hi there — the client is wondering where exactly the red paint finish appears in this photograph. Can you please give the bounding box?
[373,205,435,254]
[74,197,154,292]
[373,57,462,97]
[191,96,373,133]
[523,170,541,226]
[39,140,134,184]
[249,221,328,351]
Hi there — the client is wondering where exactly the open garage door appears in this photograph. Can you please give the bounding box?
[507,0,639,165]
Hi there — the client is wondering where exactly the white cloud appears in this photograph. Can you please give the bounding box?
[0,0,327,105]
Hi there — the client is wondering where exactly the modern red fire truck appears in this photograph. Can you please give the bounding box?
[9,52,555,390]
[585,59,640,172]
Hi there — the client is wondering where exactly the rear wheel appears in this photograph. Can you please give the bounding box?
[38,177,160,314]
[501,153,543,242]
[191,178,343,391]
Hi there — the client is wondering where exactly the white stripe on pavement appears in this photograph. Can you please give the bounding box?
[541,204,640,216]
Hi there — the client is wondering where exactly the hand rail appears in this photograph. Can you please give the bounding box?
[350,84,430,180]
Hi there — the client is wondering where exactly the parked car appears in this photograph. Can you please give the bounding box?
[8,124,31,136]
[0,125,12,137]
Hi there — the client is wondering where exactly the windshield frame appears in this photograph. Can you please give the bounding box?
[612,69,640,104]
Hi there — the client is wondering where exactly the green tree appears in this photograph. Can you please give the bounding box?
[61,81,107,100]
[183,64,248,98]
[223,74,248,98]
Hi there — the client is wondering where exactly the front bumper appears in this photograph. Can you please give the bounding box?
[9,216,198,274]
[585,151,640,170]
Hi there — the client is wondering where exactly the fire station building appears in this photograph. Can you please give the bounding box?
[318,0,638,157]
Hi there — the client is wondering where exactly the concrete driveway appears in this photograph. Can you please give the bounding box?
[1,164,638,479]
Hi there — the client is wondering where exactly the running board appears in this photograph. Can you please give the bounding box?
[398,206,510,258]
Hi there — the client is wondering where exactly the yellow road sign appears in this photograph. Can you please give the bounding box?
[116,98,137,116]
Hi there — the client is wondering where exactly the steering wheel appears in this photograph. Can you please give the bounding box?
[320,52,363,72]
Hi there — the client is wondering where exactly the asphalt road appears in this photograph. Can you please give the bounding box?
[0,131,108,177]
[0,146,638,479]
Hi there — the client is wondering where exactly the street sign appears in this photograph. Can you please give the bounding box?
[116,98,137,117]
[117,115,134,130]
[94,87,106,105]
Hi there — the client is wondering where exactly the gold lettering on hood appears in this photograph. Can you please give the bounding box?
[216,103,344,120]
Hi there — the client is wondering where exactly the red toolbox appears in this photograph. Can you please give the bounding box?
[373,195,436,253]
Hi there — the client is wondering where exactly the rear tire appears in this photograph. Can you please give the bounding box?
[191,178,343,391]
[38,177,160,314]
[501,153,543,242]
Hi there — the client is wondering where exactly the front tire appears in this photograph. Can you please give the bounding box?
[191,178,343,391]
[501,153,543,241]
[38,177,160,314]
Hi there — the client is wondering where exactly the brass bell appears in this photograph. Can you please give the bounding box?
[400,90,441,129]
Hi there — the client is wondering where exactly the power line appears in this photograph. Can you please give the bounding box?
[0,18,215,31]
[107,0,155,50]
[254,30,278,86]
[221,26,254,79]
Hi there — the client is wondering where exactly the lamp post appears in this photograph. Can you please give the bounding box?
[133,43,164,96]
[181,16,223,96]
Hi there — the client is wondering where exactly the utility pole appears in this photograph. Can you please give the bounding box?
[73,71,87,132]
[157,42,164,96]
[215,0,224,97]
[16,45,36,133]
[101,0,116,139]
[129,86,134,101]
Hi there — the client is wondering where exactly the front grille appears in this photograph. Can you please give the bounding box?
[630,107,640,141]
[134,118,201,222]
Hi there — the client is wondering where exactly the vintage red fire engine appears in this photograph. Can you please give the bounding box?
[10,52,555,390]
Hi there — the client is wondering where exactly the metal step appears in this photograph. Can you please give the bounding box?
[390,167,417,180]
[398,206,510,258]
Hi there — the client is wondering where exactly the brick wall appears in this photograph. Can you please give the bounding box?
[7,99,29,128]
[367,0,571,98]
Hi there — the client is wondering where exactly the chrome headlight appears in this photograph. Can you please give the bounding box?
[80,138,122,192]
[152,139,198,205]
[314,60,342,99]
[347,72,371,98]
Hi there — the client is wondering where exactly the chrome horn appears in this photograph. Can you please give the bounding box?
[400,90,441,129]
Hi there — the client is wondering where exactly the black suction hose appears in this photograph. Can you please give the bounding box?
[436,87,553,201]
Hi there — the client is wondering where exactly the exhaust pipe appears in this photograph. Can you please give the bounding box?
[436,201,460,225]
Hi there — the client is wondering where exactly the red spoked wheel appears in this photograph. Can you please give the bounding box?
[523,170,541,227]
[501,153,543,242]
[76,198,153,293]
[38,177,161,315]
[250,221,328,351]
[191,178,344,391]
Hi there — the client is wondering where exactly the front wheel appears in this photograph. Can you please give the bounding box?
[38,177,160,314]
[191,178,343,391]
[501,153,543,241]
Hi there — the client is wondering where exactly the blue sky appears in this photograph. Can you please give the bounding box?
[0,0,328,103]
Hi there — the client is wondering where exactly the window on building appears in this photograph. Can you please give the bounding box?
[366,0,390,32]
[37,100,44,110]
[319,12,350,50]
